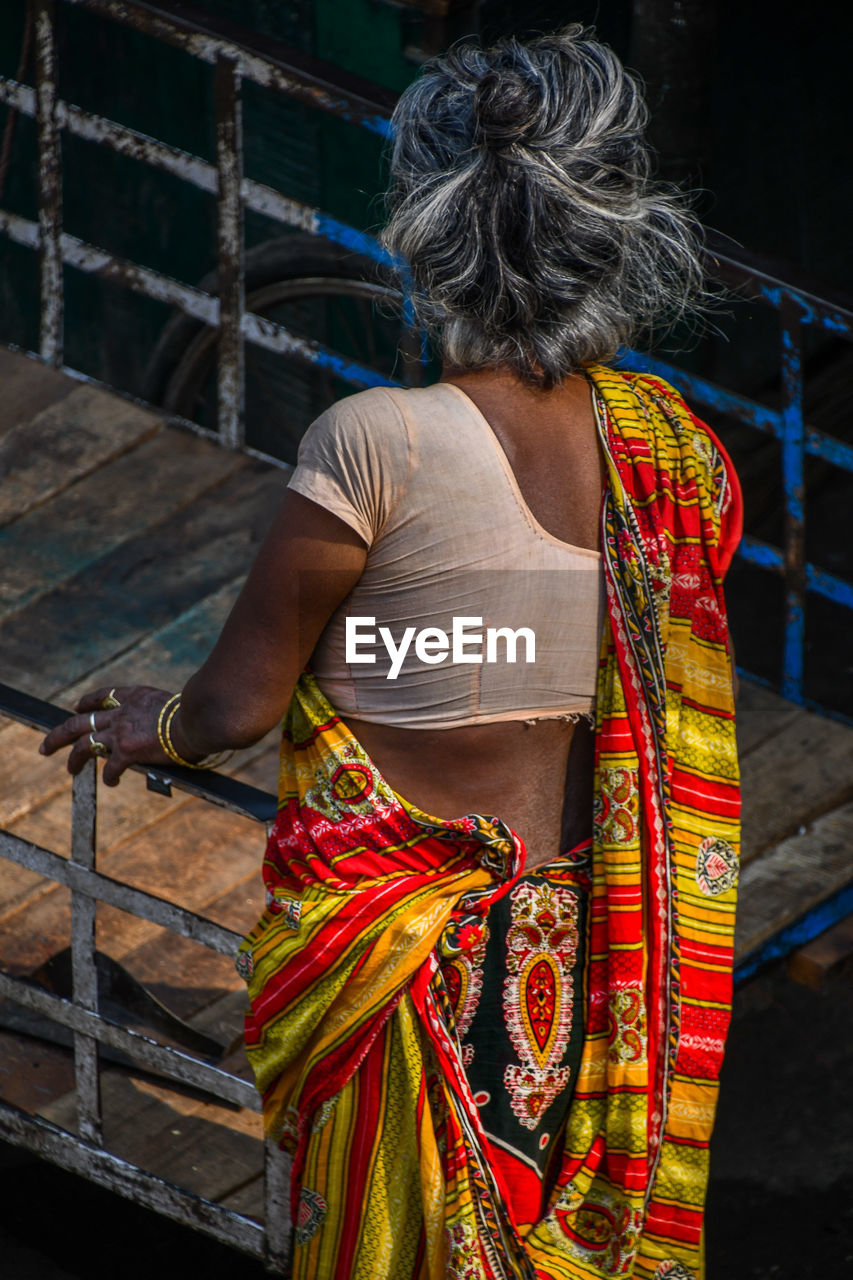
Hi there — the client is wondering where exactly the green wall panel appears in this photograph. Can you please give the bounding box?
[314,0,417,93]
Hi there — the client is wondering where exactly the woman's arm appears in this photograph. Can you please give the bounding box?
[40,490,367,784]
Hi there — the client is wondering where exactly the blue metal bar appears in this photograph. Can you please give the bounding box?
[618,351,853,477]
[735,537,853,610]
[805,425,853,474]
[744,281,853,336]
[616,350,783,436]
[737,537,784,572]
[779,295,806,702]
[806,563,853,612]
[705,231,853,335]
[734,880,853,984]
[315,212,398,269]
[310,344,398,390]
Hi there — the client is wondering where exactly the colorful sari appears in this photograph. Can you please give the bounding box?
[237,367,743,1279]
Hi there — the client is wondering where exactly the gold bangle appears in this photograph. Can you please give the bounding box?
[156,693,233,771]
[156,694,181,760]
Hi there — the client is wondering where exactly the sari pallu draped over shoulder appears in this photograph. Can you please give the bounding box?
[238,366,743,1280]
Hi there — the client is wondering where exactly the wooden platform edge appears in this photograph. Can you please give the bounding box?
[735,880,853,985]
[787,912,853,988]
[0,1098,267,1259]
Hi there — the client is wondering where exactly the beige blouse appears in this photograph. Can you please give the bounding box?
[287,381,603,729]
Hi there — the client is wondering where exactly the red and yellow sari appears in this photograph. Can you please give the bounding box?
[238,367,743,1279]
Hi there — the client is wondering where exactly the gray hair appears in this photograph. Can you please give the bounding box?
[380,26,707,386]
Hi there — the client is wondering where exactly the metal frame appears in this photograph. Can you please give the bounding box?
[619,241,853,708]
[1,4,853,1240]
[1,0,399,443]
[733,879,853,986]
[0,670,848,1262]
[0,682,289,1270]
[2,0,850,713]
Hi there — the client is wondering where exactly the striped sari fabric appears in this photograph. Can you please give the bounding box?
[238,367,743,1279]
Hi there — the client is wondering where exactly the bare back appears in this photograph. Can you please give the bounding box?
[348,368,604,869]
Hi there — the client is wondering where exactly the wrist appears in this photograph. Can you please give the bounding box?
[156,694,232,771]
[169,709,209,764]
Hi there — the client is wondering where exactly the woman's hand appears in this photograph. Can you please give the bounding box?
[39,685,180,786]
[38,489,369,783]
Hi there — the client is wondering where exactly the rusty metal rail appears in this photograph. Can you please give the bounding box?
[1,0,849,1258]
[0,0,851,1260]
[64,0,396,136]
[0,682,289,1270]
[619,232,853,709]
[2,0,852,715]
[1,0,400,458]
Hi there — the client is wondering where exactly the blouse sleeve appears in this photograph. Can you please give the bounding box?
[286,387,412,546]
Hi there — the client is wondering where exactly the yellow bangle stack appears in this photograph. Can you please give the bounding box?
[156,693,233,771]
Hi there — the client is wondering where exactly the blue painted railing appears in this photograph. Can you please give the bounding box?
[615,258,853,712]
[733,881,853,986]
[5,0,852,720]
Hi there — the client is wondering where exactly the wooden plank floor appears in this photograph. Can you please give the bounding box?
[0,348,283,1225]
[1,345,852,1230]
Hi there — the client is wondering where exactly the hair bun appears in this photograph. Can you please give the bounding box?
[473,68,537,151]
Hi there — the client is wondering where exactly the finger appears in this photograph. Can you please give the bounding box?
[41,709,118,756]
[66,734,105,776]
[41,712,97,756]
[101,754,128,787]
[75,689,111,714]
[75,687,131,714]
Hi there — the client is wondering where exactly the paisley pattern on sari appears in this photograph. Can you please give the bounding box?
[237,366,742,1278]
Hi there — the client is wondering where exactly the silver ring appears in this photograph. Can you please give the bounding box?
[89,711,98,732]
[89,732,109,758]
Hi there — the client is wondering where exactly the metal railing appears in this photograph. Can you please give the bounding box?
[1,0,400,455]
[0,682,288,1269]
[619,242,853,709]
[0,667,846,1269]
[0,0,851,1259]
[2,0,851,715]
[1,0,852,712]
